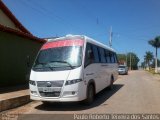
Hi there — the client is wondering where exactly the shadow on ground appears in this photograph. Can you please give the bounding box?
[35,84,124,111]
[0,84,28,94]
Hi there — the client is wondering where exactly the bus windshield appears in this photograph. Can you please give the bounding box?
[33,39,84,71]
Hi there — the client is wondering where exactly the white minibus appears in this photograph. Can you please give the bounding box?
[29,35,118,105]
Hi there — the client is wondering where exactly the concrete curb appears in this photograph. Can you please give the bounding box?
[0,95,31,112]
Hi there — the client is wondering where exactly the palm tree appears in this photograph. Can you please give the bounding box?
[144,51,154,70]
[148,36,160,73]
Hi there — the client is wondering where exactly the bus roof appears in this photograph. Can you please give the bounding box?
[46,34,116,53]
[84,36,115,52]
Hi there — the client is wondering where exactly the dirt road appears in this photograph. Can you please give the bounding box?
[1,70,160,116]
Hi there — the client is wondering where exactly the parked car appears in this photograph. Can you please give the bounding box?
[118,65,128,75]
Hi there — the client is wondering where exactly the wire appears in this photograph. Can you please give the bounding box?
[68,0,108,31]
[19,0,84,35]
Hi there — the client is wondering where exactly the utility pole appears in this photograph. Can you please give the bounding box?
[126,53,127,66]
[130,53,132,70]
[109,26,112,47]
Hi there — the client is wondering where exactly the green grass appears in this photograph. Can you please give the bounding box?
[145,68,160,75]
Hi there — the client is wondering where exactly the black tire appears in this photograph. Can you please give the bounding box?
[84,84,95,105]
[108,77,114,90]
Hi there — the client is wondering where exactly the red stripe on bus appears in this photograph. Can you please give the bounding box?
[41,39,84,50]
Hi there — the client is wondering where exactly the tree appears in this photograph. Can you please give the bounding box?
[144,51,154,70]
[141,61,145,69]
[117,54,126,65]
[151,59,160,68]
[117,52,139,70]
[127,52,140,70]
[148,36,160,73]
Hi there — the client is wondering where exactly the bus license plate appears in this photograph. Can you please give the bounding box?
[43,87,54,92]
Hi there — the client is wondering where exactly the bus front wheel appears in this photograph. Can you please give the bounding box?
[84,84,95,105]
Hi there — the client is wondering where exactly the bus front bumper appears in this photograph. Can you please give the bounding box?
[30,92,85,102]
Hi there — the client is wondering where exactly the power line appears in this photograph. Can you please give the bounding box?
[19,0,84,35]
[68,0,108,32]
[30,0,82,31]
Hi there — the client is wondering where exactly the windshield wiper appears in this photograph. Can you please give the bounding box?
[49,60,74,69]
[34,62,54,70]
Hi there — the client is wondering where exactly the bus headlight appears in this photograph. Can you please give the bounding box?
[65,79,82,85]
[29,80,36,86]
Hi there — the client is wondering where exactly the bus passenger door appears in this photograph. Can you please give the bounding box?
[83,43,101,93]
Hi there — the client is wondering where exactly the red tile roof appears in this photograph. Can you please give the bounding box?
[0,1,31,34]
[0,24,46,43]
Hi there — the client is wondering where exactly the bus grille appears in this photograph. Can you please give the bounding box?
[37,81,64,87]
[39,91,61,97]
[37,81,64,97]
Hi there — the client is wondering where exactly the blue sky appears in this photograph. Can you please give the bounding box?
[3,0,160,64]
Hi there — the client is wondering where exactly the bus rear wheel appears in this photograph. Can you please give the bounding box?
[108,77,114,90]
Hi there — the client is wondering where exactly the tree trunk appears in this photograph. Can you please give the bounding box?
[155,47,158,73]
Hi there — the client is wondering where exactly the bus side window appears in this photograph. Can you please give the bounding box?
[92,45,100,63]
[84,43,94,67]
[105,50,111,63]
[110,52,115,63]
[114,53,118,63]
[98,47,106,63]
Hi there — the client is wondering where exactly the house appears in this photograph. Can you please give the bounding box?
[0,1,46,87]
